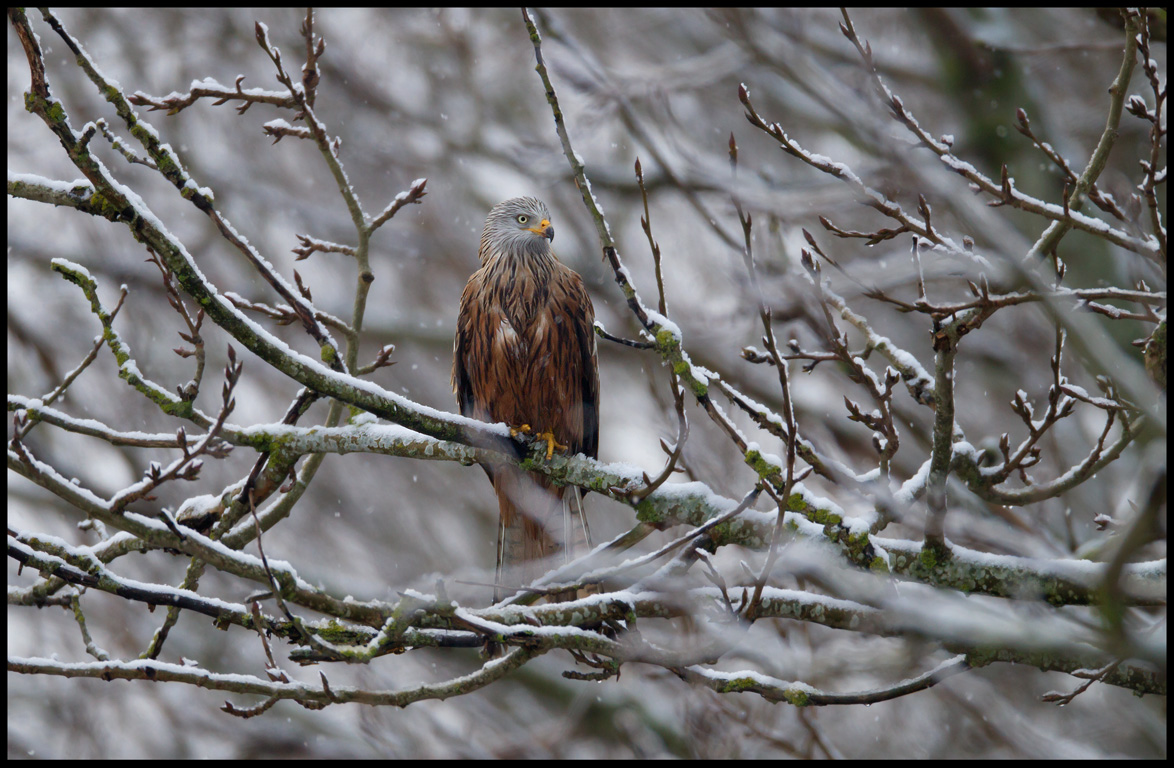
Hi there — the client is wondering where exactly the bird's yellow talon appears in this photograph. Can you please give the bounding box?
[508,424,565,459]
[536,430,568,460]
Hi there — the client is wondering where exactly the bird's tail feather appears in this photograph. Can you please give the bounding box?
[494,468,590,602]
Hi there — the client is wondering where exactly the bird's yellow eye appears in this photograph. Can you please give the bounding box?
[517,215,528,224]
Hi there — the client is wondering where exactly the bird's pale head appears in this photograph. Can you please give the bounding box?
[480,197,555,262]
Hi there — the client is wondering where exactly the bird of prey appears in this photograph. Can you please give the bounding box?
[453,197,599,602]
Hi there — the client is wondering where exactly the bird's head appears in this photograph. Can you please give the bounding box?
[480,197,555,262]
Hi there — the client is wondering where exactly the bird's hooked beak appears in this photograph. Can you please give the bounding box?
[526,219,555,243]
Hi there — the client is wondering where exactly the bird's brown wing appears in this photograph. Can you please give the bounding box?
[566,270,599,461]
[543,263,598,460]
[452,271,481,424]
